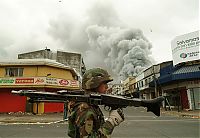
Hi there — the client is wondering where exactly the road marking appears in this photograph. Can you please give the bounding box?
[125,116,156,117]
[127,119,199,122]
[125,116,177,118]
[0,122,69,125]
[0,119,78,125]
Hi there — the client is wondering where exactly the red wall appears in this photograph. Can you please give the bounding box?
[0,91,26,112]
[180,89,189,109]
[0,88,64,113]
[44,88,64,113]
[44,103,64,113]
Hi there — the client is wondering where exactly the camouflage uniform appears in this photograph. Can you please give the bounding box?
[68,101,114,138]
[67,68,115,138]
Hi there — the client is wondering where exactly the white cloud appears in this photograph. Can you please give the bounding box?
[0,0,199,78]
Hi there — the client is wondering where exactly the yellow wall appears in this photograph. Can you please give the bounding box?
[0,65,74,80]
[130,78,136,85]
[23,65,74,79]
[0,68,4,77]
[0,64,79,89]
[122,77,136,92]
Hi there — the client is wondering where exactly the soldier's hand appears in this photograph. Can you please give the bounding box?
[106,108,124,127]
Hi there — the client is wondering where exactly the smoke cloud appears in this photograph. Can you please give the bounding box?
[47,1,154,82]
[0,0,154,82]
[85,25,153,81]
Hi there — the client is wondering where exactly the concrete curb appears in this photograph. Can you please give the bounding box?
[179,114,200,119]
[0,119,68,124]
[161,111,200,119]
[0,112,66,124]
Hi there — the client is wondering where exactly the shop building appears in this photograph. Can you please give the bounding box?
[152,61,200,111]
[125,60,200,111]
[0,59,80,113]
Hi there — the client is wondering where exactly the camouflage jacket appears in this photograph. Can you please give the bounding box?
[67,101,114,138]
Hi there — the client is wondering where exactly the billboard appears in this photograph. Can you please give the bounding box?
[171,31,199,66]
[0,77,79,88]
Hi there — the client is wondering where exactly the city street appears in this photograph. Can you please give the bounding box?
[0,1,199,138]
[0,107,199,138]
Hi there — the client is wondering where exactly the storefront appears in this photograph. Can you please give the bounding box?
[156,63,200,111]
[0,59,80,113]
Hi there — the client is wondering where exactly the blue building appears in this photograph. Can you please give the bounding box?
[150,60,200,111]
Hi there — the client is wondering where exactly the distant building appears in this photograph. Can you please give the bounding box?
[18,48,86,76]
[137,61,172,99]
[122,77,135,96]
[151,60,200,111]
[120,58,200,111]
[111,83,123,95]
[135,72,145,98]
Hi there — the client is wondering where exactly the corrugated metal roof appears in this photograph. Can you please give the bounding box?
[0,59,78,76]
[0,59,67,67]
[173,65,200,74]
[172,72,200,80]
[151,64,200,86]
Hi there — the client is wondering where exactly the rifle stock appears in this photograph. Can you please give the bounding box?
[11,90,164,116]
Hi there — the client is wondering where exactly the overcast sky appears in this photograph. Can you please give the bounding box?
[0,0,199,79]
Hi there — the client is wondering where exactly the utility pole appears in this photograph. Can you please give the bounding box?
[153,65,158,97]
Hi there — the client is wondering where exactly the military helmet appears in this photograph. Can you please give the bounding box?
[82,68,113,90]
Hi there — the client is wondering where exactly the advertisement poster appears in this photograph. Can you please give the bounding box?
[171,31,199,66]
[0,77,79,88]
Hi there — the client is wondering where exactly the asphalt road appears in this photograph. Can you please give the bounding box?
[0,107,199,138]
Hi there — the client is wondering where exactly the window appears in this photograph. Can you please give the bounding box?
[145,79,147,85]
[5,68,24,77]
[137,83,139,88]
[149,77,151,82]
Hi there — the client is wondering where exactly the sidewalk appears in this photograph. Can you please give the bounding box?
[161,109,200,119]
[0,112,66,124]
[0,109,199,124]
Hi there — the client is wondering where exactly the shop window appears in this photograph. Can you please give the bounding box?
[5,68,24,77]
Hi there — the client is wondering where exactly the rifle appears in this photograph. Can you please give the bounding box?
[11,90,164,116]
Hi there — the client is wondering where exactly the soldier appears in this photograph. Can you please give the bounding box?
[67,68,124,138]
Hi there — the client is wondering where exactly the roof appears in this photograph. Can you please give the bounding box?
[0,59,78,76]
[172,64,200,80]
[150,64,200,86]
[173,64,200,74]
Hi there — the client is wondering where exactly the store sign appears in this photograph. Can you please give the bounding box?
[58,79,79,87]
[46,77,58,85]
[171,31,199,66]
[0,77,79,88]
[35,77,45,84]
[0,78,15,85]
[59,79,69,85]
[16,78,34,84]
